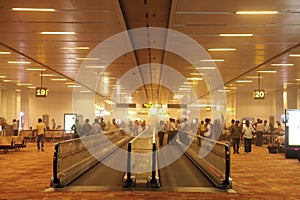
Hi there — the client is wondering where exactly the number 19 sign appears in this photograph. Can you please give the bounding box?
[253,89,265,100]
[36,87,48,97]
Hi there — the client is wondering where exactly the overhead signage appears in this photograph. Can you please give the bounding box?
[35,87,48,97]
[167,104,187,109]
[142,103,162,108]
[116,103,136,108]
[253,89,265,100]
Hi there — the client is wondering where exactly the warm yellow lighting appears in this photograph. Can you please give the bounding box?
[0,51,11,54]
[289,54,300,57]
[40,74,56,77]
[17,83,32,86]
[51,78,67,81]
[271,63,294,66]
[76,58,99,60]
[246,76,263,79]
[27,86,36,89]
[236,11,279,15]
[195,67,216,70]
[236,80,252,83]
[257,70,277,73]
[208,48,236,51]
[8,61,31,64]
[200,59,224,62]
[3,80,12,82]
[0,76,5,78]
[61,47,90,50]
[12,8,55,12]
[85,65,106,69]
[25,68,46,71]
[67,85,81,88]
[80,90,92,93]
[40,32,76,35]
[219,33,253,37]
[187,77,203,81]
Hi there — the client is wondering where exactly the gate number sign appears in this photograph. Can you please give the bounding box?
[36,87,48,97]
[253,89,265,100]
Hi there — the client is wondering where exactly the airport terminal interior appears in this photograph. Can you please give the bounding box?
[1,0,300,199]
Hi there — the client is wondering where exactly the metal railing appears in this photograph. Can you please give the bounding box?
[51,131,132,187]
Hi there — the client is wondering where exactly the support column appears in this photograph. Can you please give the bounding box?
[275,90,284,122]
[287,87,297,109]
[21,88,30,129]
[6,85,18,121]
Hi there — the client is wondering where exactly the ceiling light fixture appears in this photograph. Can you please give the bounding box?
[40,32,76,35]
[236,80,253,83]
[208,48,236,51]
[289,54,300,57]
[0,76,6,78]
[271,63,294,66]
[25,68,46,71]
[219,33,253,37]
[40,74,56,77]
[76,58,99,60]
[51,78,67,81]
[12,8,55,12]
[257,70,277,73]
[195,67,216,70]
[0,51,11,54]
[200,59,224,62]
[187,77,203,81]
[8,61,31,64]
[17,83,32,86]
[84,65,106,69]
[67,85,81,88]
[235,11,279,15]
[61,47,90,50]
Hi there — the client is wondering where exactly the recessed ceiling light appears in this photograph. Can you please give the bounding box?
[80,90,92,93]
[219,33,253,37]
[12,8,55,12]
[200,59,224,62]
[40,32,76,35]
[25,68,46,71]
[236,80,253,83]
[257,70,277,73]
[51,78,67,81]
[0,51,11,54]
[76,58,99,60]
[271,63,294,66]
[3,80,12,82]
[84,65,106,69]
[61,47,90,50]
[8,61,31,64]
[17,83,32,86]
[187,77,203,81]
[246,76,263,79]
[40,74,56,77]
[0,76,6,78]
[235,11,279,15]
[65,82,74,85]
[289,54,300,57]
[195,67,216,70]
[27,86,36,89]
[208,48,236,51]
[67,85,81,88]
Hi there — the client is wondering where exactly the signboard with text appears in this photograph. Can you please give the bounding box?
[35,87,48,97]
[253,89,265,100]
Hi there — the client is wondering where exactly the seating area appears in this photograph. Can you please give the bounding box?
[0,136,26,153]
[20,130,71,142]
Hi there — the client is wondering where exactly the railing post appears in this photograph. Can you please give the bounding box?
[150,143,157,185]
[222,144,231,188]
[124,142,133,186]
[51,144,62,187]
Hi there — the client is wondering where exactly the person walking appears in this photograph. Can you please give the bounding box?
[230,120,242,154]
[81,119,92,136]
[36,118,46,151]
[242,120,255,153]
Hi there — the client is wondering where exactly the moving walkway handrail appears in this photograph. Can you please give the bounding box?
[178,131,231,189]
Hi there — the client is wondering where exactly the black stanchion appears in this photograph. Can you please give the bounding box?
[150,143,159,188]
[124,142,133,187]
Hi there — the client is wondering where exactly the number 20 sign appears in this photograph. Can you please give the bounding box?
[253,89,265,100]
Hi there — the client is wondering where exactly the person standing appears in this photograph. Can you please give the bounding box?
[230,120,242,154]
[81,119,92,136]
[255,120,264,146]
[242,120,255,153]
[51,119,56,129]
[157,120,166,147]
[92,118,101,134]
[71,119,81,138]
[36,118,46,151]
[12,119,18,136]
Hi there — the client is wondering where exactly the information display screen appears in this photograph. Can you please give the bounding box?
[64,114,76,133]
[285,109,300,146]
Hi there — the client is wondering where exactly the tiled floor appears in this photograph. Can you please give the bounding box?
[0,142,300,199]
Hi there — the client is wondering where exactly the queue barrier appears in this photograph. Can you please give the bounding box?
[51,131,132,188]
[177,131,232,189]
